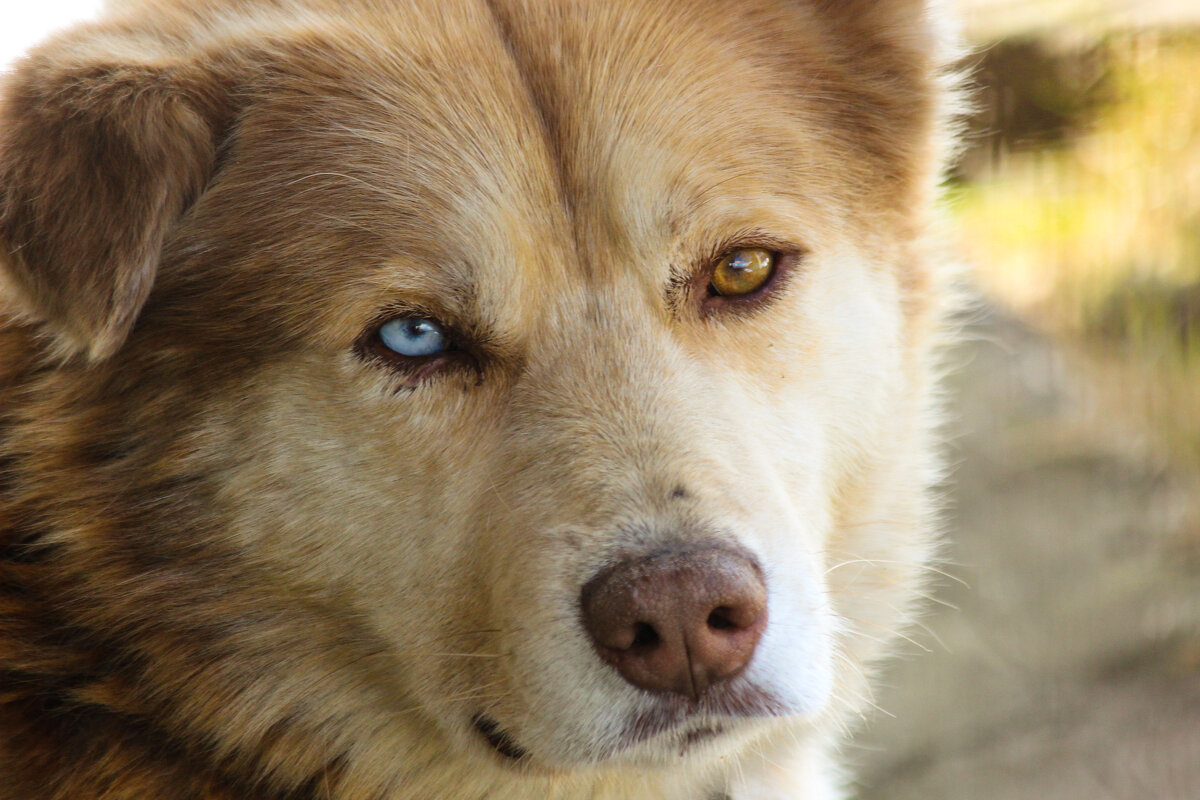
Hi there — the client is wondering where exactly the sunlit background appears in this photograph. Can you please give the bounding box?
[858,2,1200,798]
[956,1,1200,470]
[3,2,1198,798]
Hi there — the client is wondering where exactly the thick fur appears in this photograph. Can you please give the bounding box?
[0,1,958,798]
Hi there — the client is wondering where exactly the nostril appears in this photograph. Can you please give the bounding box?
[706,607,736,631]
[706,601,762,631]
[631,622,660,649]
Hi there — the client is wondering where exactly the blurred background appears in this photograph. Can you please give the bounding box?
[856,1,1200,797]
[3,2,1199,798]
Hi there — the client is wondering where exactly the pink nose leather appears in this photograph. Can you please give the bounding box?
[580,548,767,700]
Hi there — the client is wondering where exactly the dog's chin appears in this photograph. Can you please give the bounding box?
[603,714,777,770]
[470,682,798,771]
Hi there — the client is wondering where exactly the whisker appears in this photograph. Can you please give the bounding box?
[419,652,506,659]
[389,685,513,717]
[825,556,969,588]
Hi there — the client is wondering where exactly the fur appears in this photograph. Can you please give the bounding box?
[0,1,960,797]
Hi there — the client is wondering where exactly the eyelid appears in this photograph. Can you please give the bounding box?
[701,252,792,316]
[354,304,493,388]
[703,232,798,266]
[669,234,803,316]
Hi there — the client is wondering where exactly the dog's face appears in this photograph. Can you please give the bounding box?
[0,0,950,795]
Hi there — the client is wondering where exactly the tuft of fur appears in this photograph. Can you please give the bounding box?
[0,1,962,798]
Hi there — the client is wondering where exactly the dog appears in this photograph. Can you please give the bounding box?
[0,1,958,797]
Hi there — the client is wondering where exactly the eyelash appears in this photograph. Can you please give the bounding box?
[693,238,802,315]
[355,313,479,388]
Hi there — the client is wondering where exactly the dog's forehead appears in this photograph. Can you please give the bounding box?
[479,0,839,259]
[218,1,832,304]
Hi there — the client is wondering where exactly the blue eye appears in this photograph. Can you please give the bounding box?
[378,317,449,357]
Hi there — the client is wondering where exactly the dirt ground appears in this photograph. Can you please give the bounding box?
[852,303,1200,799]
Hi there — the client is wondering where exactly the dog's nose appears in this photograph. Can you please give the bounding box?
[580,547,767,700]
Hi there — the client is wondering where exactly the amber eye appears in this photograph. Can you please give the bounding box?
[710,248,775,297]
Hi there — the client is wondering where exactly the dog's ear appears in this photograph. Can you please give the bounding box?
[0,35,235,361]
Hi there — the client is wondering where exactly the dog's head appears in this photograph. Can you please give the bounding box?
[0,0,953,795]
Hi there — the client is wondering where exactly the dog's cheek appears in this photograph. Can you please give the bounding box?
[763,245,941,717]
[737,245,911,501]
[195,357,507,702]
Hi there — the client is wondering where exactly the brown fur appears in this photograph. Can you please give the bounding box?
[0,1,959,798]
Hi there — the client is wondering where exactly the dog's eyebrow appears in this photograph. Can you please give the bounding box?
[366,280,478,329]
[364,271,529,365]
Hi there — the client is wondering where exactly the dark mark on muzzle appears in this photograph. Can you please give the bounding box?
[472,713,528,761]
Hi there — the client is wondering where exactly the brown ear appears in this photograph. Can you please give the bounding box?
[0,40,234,361]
